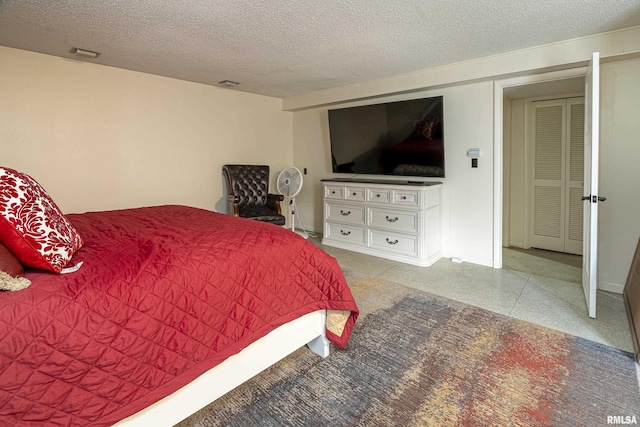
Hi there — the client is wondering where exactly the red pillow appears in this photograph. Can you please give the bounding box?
[0,167,83,273]
[0,242,23,277]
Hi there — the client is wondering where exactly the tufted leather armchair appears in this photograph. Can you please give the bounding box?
[222,165,285,225]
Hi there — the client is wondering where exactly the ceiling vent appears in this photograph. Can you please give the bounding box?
[70,47,101,59]
[218,80,239,88]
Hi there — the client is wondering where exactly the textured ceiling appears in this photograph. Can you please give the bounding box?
[1,1,639,99]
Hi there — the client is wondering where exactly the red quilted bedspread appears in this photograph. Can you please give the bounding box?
[0,206,358,426]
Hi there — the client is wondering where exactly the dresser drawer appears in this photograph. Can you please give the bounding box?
[325,203,365,225]
[369,208,418,233]
[325,186,344,199]
[325,222,366,246]
[322,180,441,267]
[368,230,418,256]
[367,188,391,203]
[345,187,365,201]
[393,190,420,207]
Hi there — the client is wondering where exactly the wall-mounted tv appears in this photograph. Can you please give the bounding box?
[328,96,444,178]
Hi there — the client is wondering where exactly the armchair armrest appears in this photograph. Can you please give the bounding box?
[226,194,240,216]
[267,193,284,214]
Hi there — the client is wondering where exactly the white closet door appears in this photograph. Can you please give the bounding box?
[565,98,585,255]
[531,100,566,252]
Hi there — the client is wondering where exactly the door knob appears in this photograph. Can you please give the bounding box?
[582,195,607,203]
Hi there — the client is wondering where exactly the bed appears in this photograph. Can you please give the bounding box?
[0,168,359,426]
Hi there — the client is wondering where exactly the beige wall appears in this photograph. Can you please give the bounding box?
[0,46,293,215]
[2,32,639,291]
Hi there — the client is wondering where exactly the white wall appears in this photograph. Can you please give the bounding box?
[598,57,640,291]
[291,108,333,234]
[293,82,495,267]
[442,82,495,266]
[0,46,293,215]
[501,58,640,293]
[291,28,640,288]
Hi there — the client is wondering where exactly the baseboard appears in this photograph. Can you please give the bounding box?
[441,251,493,268]
[599,281,624,294]
[322,239,441,267]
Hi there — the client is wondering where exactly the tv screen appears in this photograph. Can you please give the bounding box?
[328,96,444,178]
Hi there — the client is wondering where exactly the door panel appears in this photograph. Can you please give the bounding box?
[534,104,564,180]
[531,101,565,251]
[565,99,585,255]
[533,186,564,251]
[567,187,585,242]
[582,52,600,319]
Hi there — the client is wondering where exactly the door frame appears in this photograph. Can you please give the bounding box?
[493,67,587,268]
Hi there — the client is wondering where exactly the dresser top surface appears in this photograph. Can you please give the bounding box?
[321,177,442,187]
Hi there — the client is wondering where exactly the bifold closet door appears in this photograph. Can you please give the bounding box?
[531,100,566,252]
[565,99,585,255]
[530,98,585,255]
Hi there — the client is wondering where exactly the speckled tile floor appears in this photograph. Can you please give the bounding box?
[309,236,633,353]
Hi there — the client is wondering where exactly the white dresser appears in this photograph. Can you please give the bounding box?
[321,179,442,267]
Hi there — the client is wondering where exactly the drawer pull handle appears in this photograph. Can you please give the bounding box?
[385,238,399,245]
[352,192,357,196]
[340,210,351,216]
[340,230,351,236]
[385,216,399,222]
[331,191,336,194]
[376,194,381,198]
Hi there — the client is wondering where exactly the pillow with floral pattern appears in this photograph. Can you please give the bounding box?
[0,242,24,277]
[0,167,83,273]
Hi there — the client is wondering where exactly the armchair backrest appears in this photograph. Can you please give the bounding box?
[222,165,270,208]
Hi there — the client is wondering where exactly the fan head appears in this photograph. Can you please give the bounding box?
[277,167,303,198]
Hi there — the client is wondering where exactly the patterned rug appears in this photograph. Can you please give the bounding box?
[178,270,640,427]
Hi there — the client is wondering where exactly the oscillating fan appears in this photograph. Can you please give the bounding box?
[276,167,307,238]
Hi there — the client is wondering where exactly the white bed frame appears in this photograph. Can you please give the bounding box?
[114,310,330,426]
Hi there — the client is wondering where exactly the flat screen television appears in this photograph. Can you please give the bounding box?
[328,96,444,178]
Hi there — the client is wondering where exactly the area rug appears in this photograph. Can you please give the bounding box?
[177,270,640,427]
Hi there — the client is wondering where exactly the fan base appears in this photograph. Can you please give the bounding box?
[292,229,309,239]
